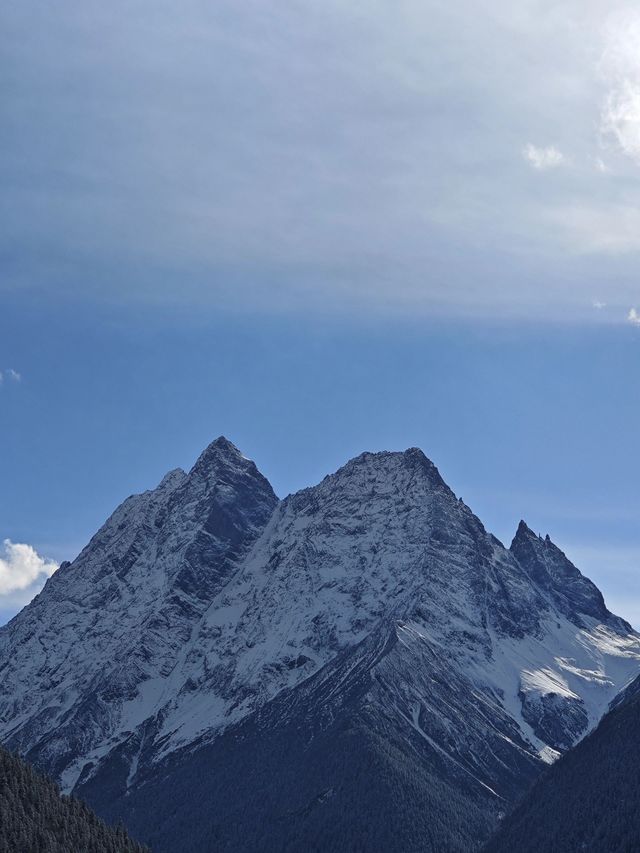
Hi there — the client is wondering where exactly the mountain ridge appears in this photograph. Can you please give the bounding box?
[1,437,638,851]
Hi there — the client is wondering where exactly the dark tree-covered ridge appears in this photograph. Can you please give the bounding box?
[0,745,149,853]
[484,676,640,853]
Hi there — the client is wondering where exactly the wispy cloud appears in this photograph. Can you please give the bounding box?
[1,2,640,322]
[544,203,640,254]
[628,307,640,326]
[523,143,565,171]
[0,540,58,598]
[0,368,22,386]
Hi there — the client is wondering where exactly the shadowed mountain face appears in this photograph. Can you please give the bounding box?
[484,674,640,853]
[0,439,638,852]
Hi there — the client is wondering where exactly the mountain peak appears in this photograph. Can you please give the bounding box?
[189,436,253,479]
[335,446,448,490]
[513,521,558,551]
[511,521,612,624]
[211,434,239,451]
[402,445,448,486]
[198,434,242,458]
[512,519,538,545]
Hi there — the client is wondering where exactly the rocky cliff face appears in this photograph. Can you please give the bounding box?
[0,439,638,851]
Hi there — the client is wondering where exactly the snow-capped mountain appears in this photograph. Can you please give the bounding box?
[1,438,638,851]
[0,437,278,784]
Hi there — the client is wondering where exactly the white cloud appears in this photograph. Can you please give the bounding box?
[0,540,58,596]
[600,11,640,163]
[628,307,640,326]
[523,143,565,170]
[592,300,606,309]
[602,82,640,161]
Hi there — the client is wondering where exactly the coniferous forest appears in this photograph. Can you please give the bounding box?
[0,745,149,853]
[484,685,640,853]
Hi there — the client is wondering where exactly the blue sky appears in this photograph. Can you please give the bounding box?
[1,1,639,624]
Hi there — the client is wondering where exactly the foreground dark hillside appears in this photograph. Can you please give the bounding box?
[0,745,148,853]
[485,677,640,853]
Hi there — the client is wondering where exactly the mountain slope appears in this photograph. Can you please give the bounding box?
[81,624,541,853]
[484,673,640,853]
[1,439,638,852]
[0,745,148,853]
[0,436,277,786]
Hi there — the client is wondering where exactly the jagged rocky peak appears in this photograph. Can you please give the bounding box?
[177,435,278,540]
[345,446,448,485]
[305,446,453,506]
[510,519,612,626]
[64,435,277,588]
[402,445,449,480]
[191,435,252,476]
